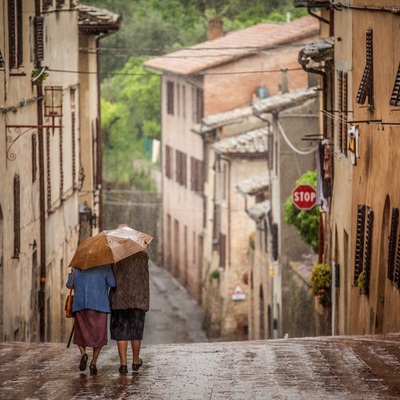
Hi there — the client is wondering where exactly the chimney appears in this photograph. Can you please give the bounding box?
[208,17,224,40]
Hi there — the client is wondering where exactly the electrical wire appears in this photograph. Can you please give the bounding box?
[277,119,318,155]
[47,66,303,77]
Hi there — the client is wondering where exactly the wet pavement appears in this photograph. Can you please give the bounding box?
[1,334,400,399]
[143,261,208,345]
[2,264,400,399]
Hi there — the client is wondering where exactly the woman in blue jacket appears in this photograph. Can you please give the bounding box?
[66,264,115,375]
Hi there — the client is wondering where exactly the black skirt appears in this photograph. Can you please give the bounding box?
[110,308,146,341]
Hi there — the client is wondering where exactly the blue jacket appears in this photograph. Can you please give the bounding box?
[66,265,116,313]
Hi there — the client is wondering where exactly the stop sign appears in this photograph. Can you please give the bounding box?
[292,184,317,210]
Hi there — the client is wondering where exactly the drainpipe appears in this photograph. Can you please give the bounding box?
[95,32,113,231]
[35,0,46,342]
[298,49,328,138]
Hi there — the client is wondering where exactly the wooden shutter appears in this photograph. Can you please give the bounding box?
[356,29,374,110]
[387,208,399,281]
[390,63,400,107]
[34,17,44,63]
[354,205,366,285]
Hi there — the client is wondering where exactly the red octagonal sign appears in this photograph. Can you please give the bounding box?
[292,184,317,210]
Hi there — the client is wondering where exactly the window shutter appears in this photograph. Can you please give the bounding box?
[387,208,399,281]
[13,175,21,258]
[390,63,400,107]
[271,223,278,261]
[363,207,374,294]
[34,17,44,63]
[356,29,374,110]
[354,205,366,285]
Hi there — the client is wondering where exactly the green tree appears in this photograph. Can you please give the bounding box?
[284,170,319,252]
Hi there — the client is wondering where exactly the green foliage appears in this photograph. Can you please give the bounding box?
[310,263,331,308]
[357,271,365,289]
[83,0,310,187]
[284,171,319,252]
[209,269,220,282]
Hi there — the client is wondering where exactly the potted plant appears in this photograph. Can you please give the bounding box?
[310,263,332,308]
[31,67,49,85]
[209,269,220,283]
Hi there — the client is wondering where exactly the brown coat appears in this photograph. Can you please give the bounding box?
[109,251,150,311]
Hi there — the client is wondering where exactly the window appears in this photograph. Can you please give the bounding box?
[33,16,44,63]
[190,157,204,194]
[356,29,374,111]
[354,205,374,294]
[388,208,399,283]
[388,207,400,289]
[195,88,204,123]
[390,63,400,107]
[177,84,180,117]
[13,174,20,258]
[338,70,348,155]
[175,150,187,187]
[182,85,186,119]
[165,145,173,179]
[46,128,51,209]
[167,81,174,115]
[32,134,37,182]
[8,0,23,69]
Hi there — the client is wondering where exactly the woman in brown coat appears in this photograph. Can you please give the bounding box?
[109,251,150,374]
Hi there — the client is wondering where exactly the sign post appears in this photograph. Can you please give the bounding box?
[292,184,317,210]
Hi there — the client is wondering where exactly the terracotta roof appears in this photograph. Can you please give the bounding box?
[247,200,271,221]
[213,127,269,156]
[237,175,270,196]
[144,15,319,75]
[77,4,121,34]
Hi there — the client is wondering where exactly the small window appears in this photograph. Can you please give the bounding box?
[165,145,173,179]
[175,150,187,187]
[167,81,174,115]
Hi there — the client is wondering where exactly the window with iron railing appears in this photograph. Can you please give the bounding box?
[356,29,374,111]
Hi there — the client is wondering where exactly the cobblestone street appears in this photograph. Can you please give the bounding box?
[1,333,400,399]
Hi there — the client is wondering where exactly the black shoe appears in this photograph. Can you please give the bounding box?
[119,365,128,374]
[132,358,143,372]
[89,364,98,375]
[79,354,88,371]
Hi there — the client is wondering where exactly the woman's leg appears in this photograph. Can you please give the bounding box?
[117,341,128,365]
[131,340,142,365]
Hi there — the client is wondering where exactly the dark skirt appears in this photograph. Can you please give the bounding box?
[73,309,108,348]
[110,308,146,341]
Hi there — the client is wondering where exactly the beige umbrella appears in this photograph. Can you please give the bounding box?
[68,226,153,270]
